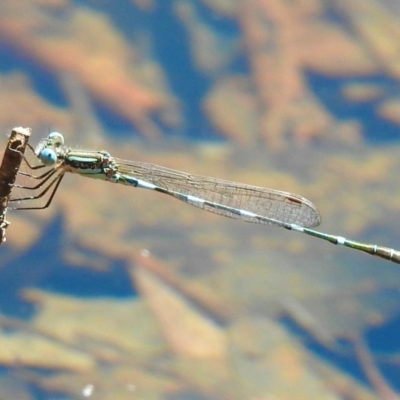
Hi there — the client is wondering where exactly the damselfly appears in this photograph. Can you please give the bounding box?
[10,132,400,264]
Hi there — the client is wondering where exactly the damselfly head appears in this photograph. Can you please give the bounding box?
[34,132,64,165]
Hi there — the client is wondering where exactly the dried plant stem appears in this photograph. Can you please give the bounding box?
[0,127,31,244]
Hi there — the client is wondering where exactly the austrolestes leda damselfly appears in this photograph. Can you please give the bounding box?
[10,132,400,264]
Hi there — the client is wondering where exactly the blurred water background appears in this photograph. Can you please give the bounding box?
[0,1,400,399]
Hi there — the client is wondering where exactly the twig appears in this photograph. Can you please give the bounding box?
[0,127,31,244]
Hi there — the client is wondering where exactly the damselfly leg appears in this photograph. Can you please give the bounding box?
[13,143,48,175]
[8,143,65,210]
[10,171,65,210]
[10,173,65,210]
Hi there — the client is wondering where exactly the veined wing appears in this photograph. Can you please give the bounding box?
[114,158,321,228]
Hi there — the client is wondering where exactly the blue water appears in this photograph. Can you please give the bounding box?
[0,214,134,320]
[306,72,400,143]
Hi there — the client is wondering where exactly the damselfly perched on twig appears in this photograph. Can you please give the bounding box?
[10,132,400,264]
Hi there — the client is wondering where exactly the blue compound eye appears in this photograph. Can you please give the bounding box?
[48,131,64,146]
[39,148,57,166]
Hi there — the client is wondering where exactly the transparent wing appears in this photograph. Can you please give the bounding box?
[115,158,321,228]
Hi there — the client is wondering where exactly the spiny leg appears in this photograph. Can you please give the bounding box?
[10,173,64,210]
[9,143,47,173]
[14,167,59,190]
[18,167,54,180]
[9,143,59,185]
